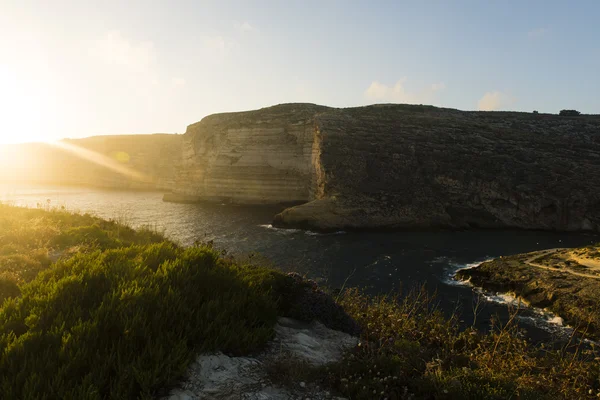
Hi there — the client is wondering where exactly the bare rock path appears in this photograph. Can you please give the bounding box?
[162,317,357,400]
[524,248,600,280]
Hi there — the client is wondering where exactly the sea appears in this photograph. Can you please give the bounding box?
[2,183,598,344]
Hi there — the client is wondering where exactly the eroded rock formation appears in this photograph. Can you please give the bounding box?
[170,104,330,204]
[171,103,600,232]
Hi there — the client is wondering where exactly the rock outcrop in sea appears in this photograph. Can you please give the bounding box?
[169,103,600,232]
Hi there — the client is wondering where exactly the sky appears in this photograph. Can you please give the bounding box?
[0,0,599,144]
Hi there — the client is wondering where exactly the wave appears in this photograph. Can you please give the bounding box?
[442,258,584,341]
[473,286,575,339]
[258,224,347,237]
[258,224,302,234]
[442,259,492,287]
[304,230,347,236]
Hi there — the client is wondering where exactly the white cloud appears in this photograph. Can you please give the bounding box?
[528,28,548,39]
[364,78,446,104]
[477,91,516,111]
[236,21,257,33]
[89,30,157,75]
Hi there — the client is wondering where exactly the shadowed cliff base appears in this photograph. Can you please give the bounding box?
[170,103,600,233]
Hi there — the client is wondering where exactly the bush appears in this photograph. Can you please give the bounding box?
[284,273,360,335]
[0,206,360,397]
[225,265,359,334]
[559,109,581,116]
[0,274,20,303]
[0,244,282,399]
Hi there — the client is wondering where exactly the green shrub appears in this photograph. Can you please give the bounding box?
[0,244,282,399]
[559,109,581,116]
[0,273,20,303]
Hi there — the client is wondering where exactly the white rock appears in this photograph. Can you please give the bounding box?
[162,317,358,400]
[167,389,197,400]
[274,318,358,366]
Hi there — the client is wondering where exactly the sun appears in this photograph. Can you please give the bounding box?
[0,68,56,145]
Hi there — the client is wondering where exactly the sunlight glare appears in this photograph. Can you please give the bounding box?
[0,68,56,144]
[48,141,150,182]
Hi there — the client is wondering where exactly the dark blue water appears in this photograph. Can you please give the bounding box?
[2,183,597,342]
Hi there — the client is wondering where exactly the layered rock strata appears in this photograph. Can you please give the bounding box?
[172,104,330,204]
[172,103,600,232]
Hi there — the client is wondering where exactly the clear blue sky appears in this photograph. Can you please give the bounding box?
[1,0,599,143]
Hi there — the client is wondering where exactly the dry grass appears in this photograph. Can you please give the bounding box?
[316,287,600,399]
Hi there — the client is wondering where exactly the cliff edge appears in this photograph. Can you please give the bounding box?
[172,103,600,232]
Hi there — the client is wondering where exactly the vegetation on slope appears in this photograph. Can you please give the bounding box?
[2,204,600,399]
[321,288,600,399]
[0,205,352,399]
[0,204,164,303]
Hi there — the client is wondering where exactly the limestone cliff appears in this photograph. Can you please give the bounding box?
[0,134,182,190]
[172,103,600,232]
[171,104,330,204]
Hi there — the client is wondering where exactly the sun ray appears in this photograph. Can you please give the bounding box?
[47,140,151,183]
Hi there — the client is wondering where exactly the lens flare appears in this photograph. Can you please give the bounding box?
[47,141,150,182]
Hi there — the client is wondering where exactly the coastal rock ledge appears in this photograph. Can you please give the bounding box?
[169,103,600,232]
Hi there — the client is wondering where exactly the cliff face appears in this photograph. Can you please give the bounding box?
[173,103,600,232]
[172,104,330,204]
[0,134,182,190]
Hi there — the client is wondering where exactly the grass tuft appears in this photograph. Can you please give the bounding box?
[318,288,600,399]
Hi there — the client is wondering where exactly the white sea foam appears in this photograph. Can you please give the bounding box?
[481,291,520,306]
[304,230,347,236]
[258,224,346,236]
[443,259,492,287]
[258,224,301,234]
[442,258,580,339]
[477,289,577,337]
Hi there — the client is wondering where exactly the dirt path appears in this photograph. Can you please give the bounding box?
[571,255,600,269]
[524,248,600,280]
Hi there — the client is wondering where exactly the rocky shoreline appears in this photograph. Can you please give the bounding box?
[456,246,600,340]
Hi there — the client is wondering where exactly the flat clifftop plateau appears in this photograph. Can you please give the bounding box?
[171,103,600,232]
[456,245,600,340]
[0,134,182,190]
